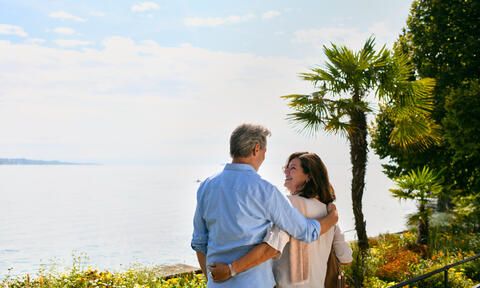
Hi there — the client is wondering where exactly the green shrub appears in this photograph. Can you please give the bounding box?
[342,230,479,287]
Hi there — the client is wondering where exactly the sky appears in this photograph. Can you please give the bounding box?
[0,0,414,167]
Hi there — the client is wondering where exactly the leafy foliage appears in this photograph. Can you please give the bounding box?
[390,166,443,245]
[390,166,443,201]
[346,231,480,287]
[1,270,206,288]
[406,0,480,89]
[371,0,480,216]
[0,256,206,288]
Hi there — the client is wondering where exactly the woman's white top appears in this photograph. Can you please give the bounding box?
[264,195,352,288]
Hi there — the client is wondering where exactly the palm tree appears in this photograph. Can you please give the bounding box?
[282,37,438,253]
[390,166,443,245]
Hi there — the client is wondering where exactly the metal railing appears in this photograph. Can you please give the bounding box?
[388,253,480,288]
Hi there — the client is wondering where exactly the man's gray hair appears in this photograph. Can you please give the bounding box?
[230,124,271,158]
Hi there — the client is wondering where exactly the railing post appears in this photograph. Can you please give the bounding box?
[444,269,448,288]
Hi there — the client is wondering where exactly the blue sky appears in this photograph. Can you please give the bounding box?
[0,0,411,56]
[0,0,413,166]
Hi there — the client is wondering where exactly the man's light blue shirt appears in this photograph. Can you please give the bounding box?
[191,163,321,288]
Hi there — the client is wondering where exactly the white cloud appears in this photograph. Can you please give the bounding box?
[89,11,105,17]
[262,10,281,20]
[294,27,364,50]
[131,2,160,13]
[184,13,255,27]
[0,24,28,37]
[49,11,86,22]
[53,27,76,35]
[293,22,396,51]
[25,38,46,45]
[368,22,394,40]
[54,39,92,47]
[0,37,319,164]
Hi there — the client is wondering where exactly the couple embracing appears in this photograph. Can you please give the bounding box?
[191,124,352,288]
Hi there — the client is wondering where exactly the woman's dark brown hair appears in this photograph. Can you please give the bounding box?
[286,152,335,204]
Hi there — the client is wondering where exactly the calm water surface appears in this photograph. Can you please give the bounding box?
[0,164,414,277]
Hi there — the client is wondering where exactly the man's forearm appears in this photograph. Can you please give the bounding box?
[196,251,207,278]
[231,243,279,274]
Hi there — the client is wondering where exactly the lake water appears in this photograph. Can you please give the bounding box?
[0,164,415,277]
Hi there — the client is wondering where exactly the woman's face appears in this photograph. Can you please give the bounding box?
[284,157,309,194]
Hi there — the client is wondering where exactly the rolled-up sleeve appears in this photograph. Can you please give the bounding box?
[333,225,353,263]
[265,187,320,243]
[263,225,290,256]
[191,187,208,255]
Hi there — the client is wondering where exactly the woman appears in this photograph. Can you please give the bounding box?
[209,152,352,287]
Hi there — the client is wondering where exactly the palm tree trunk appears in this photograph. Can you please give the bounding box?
[418,202,429,245]
[349,99,369,252]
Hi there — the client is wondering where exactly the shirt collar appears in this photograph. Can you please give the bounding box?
[224,163,257,173]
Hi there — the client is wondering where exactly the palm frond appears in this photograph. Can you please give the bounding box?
[370,44,390,69]
[324,98,356,135]
[281,91,352,136]
[376,47,435,110]
[388,113,442,150]
[286,110,328,136]
[390,187,414,200]
[376,48,415,100]
[360,36,376,57]
[356,36,377,70]
[325,120,350,136]
[300,67,347,94]
[283,36,438,151]
[391,166,443,201]
[323,43,357,78]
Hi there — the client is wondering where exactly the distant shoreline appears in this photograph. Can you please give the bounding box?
[0,158,97,165]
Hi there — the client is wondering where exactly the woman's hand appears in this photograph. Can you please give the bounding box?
[208,263,231,282]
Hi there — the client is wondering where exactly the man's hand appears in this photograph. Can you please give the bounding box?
[208,242,279,282]
[208,263,231,282]
[328,203,339,223]
[318,202,338,235]
[327,202,336,213]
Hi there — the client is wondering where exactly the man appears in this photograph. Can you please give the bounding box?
[191,124,338,287]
